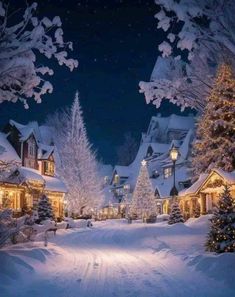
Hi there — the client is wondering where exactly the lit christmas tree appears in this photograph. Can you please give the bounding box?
[168,201,184,225]
[206,186,235,253]
[192,63,235,177]
[37,194,54,222]
[129,160,157,220]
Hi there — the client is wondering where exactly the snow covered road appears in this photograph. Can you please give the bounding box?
[1,217,235,297]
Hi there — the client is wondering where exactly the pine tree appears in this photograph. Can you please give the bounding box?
[168,201,184,225]
[192,63,235,177]
[56,91,104,215]
[129,160,157,220]
[206,186,235,253]
[37,194,53,222]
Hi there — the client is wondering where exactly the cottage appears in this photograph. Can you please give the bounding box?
[177,169,235,219]
[0,120,67,218]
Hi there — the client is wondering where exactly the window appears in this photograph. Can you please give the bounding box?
[164,167,172,179]
[27,137,36,157]
[44,161,54,176]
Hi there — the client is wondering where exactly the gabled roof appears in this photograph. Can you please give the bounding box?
[113,165,130,177]
[38,144,54,160]
[0,132,21,163]
[179,174,208,196]
[152,165,191,198]
[179,169,235,197]
[9,120,38,143]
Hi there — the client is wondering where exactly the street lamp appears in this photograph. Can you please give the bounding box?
[123,183,130,218]
[170,145,179,197]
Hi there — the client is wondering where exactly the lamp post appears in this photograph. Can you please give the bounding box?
[170,145,179,198]
[123,183,130,218]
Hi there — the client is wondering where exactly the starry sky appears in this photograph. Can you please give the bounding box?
[0,0,190,164]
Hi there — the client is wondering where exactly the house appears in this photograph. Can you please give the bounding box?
[106,114,195,217]
[0,120,67,218]
[176,169,235,220]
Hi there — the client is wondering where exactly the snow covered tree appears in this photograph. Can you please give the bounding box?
[37,194,53,222]
[192,64,235,176]
[116,132,138,166]
[46,92,104,215]
[129,160,157,220]
[139,0,235,111]
[168,201,184,225]
[0,1,78,108]
[206,186,235,253]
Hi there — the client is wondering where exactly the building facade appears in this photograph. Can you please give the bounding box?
[0,120,66,218]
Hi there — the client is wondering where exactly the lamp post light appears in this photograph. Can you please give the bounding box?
[170,145,179,198]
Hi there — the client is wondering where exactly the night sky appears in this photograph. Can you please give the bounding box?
[0,0,190,164]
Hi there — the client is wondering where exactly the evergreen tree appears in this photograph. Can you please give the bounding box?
[37,194,53,222]
[206,186,235,253]
[129,160,157,220]
[50,91,104,215]
[192,63,235,177]
[168,201,184,225]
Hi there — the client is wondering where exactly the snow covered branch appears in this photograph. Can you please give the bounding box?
[140,0,235,111]
[0,1,78,108]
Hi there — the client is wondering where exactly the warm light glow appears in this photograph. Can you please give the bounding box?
[170,146,179,161]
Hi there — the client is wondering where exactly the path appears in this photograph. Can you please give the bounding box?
[2,220,234,297]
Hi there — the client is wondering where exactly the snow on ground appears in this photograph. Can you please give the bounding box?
[1,215,235,297]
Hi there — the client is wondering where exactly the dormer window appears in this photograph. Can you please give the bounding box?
[164,167,172,179]
[29,143,35,156]
[44,161,54,176]
[27,137,36,157]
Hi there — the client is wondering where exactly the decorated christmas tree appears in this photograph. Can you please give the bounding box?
[37,194,54,222]
[206,186,235,253]
[168,201,184,225]
[192,63,235,177]
[129,160,157,220]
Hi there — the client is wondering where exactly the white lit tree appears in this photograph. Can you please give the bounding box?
[168,201,184,225]
[46,92,104,215]
[0,1,78,108]
[192,63,235,177]
[139,0,235,112]
[206,186,235,253]
[129,160,157,220]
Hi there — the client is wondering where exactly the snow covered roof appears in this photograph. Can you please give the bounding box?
[167,114,195,131]
[213,169,235,184]
[113,165,130,177]
[152,165,191,198]
[179,169,235,197]
[9,119,38,142]
[149,143,169,154]
[179,174,208,196]
[98,164,113,178]
[43,175,67,193]
[38,144,54,160]
[0,132,21,163]
[19,167,45,183]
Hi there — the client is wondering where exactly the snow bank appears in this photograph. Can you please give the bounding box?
[185,214,212,229]
[64,218,91,228]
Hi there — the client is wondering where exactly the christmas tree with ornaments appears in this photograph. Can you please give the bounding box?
[206,186,235,253]
[129,160,157,220]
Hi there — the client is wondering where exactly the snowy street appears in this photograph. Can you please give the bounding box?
[1,217,235,297]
